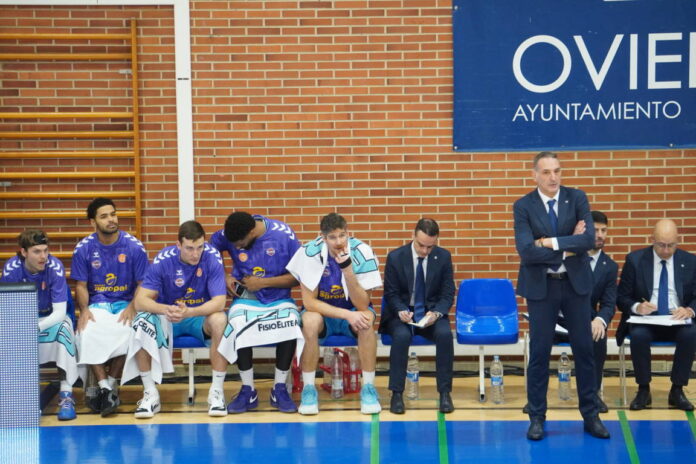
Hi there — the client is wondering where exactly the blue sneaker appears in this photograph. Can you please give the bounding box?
[57,391,76,421]
[270,383,297,413]
[298,384,319,415]
[360,384,381,414]
[227,385,258,414]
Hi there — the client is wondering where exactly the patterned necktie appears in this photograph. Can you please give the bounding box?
[657,259,669,315]
[547,199,560,271]
[414,257,426,322]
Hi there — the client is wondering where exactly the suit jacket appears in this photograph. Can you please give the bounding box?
[616,246,696,345]
[590,251,618,325]
[514,185,595,301]
[378,243,455,333]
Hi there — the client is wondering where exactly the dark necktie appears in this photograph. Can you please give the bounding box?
[414,257,426,322]
[657,259,669,315]
[547,199,560,271]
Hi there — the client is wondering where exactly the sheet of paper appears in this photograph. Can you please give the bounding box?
[627,315,692,326]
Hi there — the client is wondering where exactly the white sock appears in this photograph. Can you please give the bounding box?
[107,376,118,389]
[239,368,254,389]
[302,371,316,386]
[362,371,375,386]
[140,371,156,392]
[98,379,112,390]
[212,370,227,391]
[59,380,72,393]
[275,368,289,385]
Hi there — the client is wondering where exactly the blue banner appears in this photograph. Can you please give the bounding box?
[453,0,696,152]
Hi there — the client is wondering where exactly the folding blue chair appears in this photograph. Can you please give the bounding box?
[173,335,207,404]
[618,336,676,407]
[456,279,519,401]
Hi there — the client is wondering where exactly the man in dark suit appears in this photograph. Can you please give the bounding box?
[555,211,618,414]
[616,219,696,411]
[380,218,455,414]
[514,152,609,440]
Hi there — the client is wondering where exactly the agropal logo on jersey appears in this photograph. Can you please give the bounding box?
[94,273,128,293]
[180,287,205,306]
[252,266,265,277]
[319,284,345,301]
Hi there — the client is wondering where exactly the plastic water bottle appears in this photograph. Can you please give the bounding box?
[490,355,504,404]
[406,352,419,400]
[558,352,571,401]
[322,348,334,391]
[347,347,360,392]
[331,349,344,399]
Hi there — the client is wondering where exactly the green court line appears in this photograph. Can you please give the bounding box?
[437,411,449,464]
[617,410,640,464]
[686,411,696,440]
[370,414,379,464]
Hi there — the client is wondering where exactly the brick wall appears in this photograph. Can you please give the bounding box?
[1,2,695,337]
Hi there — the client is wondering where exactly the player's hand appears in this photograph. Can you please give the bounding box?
[117,305,136,326]
[398,310,413,323]
[241,275,265,292]
[226,275,243,297]
[636,301,657,315]
[573,220,586,235]
[166,303,186,323]
[347,310,372,331]
[591,318,606,342]
[77,307,95,332]
[421,312,439,328]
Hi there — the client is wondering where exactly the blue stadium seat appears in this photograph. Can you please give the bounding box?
[456,278,519,401]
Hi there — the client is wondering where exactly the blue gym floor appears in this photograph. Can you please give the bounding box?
[3,413,695,464]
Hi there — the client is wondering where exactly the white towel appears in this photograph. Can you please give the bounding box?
[286,236,382,298]
[121,312,173,385]
[38,315,85,385]
[218,299,304,365]
[77,305,131,366]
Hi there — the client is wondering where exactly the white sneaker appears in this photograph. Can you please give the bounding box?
[208,388,227,417]
[134,390,161,419]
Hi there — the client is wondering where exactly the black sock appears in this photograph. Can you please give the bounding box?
[638,384,650,392]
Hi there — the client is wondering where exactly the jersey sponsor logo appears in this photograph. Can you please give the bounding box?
[185,287,196,298]
[330,285,343,295]
[196,268,203,277]
[118,253,127,263]
[239,252,248,262]
[91,259,102,270]
[175,277,185,287]
[94,283,129,293]
[105,273,117,286]
[266,247,276,256]
[252,266,265,277]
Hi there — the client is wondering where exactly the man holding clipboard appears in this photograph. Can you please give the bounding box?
[617,219,696,411]
[380,218,455,414]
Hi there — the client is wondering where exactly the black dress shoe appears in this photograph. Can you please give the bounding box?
[583,415,610,439]
[597,396,609,414]
[668,388,694,411]
[390,392,405,414]
[629,389,652,411]
[439,392,454,413]
[527,417,545,441]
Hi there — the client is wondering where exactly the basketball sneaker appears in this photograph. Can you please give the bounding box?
[57,391,76,421]
[134,390,161,419]
[100,387,120,417]
[270,383,297,413]
[208,388,228,417]
[360,384,381,414]
[298,384,319,415]
[227,385,258,414]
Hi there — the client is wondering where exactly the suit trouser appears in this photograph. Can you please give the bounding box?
[628,323,696,387]
[555,323,607,392]
[385,317,453,393]
[527,277,598,419]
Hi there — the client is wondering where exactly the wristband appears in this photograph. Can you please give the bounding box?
[338,257,352,269]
